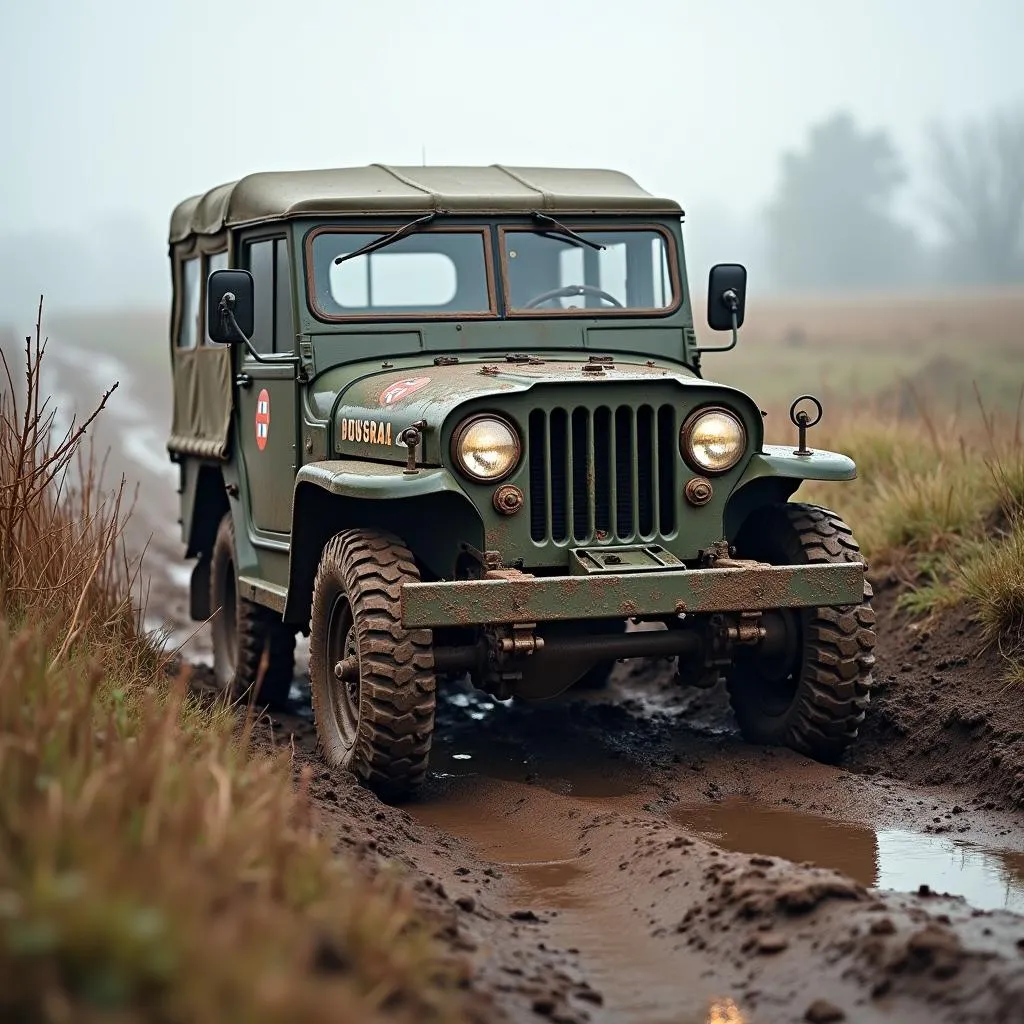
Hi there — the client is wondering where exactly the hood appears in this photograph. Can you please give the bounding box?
[312,354,728,464]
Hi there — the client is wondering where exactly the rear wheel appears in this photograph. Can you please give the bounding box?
[308,529,436,799]
[726,503,876,763]
[209,513,295,709]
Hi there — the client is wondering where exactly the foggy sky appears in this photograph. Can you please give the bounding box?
[1,0,1022,303]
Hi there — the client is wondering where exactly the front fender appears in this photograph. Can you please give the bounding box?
[282,461,483,626]
[724,445,857,541]
[295,461,471,500]
[739,445,858,484]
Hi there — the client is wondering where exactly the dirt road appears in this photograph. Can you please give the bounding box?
[47,340,1024,1022]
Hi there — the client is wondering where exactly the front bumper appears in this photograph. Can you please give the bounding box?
[400,561,865,629]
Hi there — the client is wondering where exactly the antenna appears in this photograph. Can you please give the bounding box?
[421,144,427,166]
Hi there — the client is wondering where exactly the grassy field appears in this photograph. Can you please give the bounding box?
[0,319,472,1023]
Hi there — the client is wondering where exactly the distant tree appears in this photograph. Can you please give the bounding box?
[764,112,923,291]
[927,104,1024,285]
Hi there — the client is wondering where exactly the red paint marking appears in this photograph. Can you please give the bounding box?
[255,388,270,450]
[378,376,431,406]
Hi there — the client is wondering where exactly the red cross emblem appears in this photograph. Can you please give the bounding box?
[255,388,270,450]
[379,376,431,406]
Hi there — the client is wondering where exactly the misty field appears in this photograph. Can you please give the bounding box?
[699,286,1024,417]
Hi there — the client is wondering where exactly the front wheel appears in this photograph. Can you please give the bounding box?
[308,529,436,799]
[726,503,876,763]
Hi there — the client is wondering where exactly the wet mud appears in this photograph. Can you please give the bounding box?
[47,339,1024,1022]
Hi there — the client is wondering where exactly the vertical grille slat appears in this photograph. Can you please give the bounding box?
[528,396,676,546]
[571,409,589,541]
[529,410,547,542]
[638,405,655,537]
[549,409,567,542]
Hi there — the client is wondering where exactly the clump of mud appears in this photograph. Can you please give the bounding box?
[850,579,1024,810]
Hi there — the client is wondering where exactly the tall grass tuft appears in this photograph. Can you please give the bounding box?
[795,387,1024,679]
[0,302,470,1023]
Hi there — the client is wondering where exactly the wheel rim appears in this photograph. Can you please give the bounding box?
[737,609,803,718]
[326,593,360,746]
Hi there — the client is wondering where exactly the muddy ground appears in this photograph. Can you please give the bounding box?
[35,336,1024,1022]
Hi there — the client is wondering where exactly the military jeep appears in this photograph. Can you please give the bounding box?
[166,165,876,797]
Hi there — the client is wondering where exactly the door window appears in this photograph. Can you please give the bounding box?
[246,238,293,353]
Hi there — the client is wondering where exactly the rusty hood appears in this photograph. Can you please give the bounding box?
[312,354,736,464]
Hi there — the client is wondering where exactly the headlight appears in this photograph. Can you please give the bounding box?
[680,407,746,474]
[452,415,521,482]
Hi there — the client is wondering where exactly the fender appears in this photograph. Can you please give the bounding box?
[724,445,857,540]
[738,444,857,484]
[282,460,483,627]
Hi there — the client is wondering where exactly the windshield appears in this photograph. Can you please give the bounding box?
[308,228,493,319]
[502,227,676,314]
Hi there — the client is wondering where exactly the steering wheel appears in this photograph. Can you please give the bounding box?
[522,284,623,309]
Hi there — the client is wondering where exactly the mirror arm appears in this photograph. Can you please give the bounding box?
[220,293,298,367]
[695,289,740,354]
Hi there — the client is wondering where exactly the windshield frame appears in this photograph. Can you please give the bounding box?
[498,221,683,319]
[303,223,499,323]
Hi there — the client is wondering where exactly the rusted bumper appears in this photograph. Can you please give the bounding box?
[400,562,865,628]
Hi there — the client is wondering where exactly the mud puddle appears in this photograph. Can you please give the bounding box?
[673,798,1024,914]
[414,776,736,1024]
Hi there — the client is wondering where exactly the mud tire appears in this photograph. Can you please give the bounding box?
[308,529,436,800]
[726,502,876,763]
[209,513,295,710]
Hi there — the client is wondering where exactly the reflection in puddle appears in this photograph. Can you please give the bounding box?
[673,798,1024,913]
[429,731,642,799]
[431,687,644,799]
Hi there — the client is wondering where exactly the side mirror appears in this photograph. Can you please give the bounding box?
[707,263,747,331]
[206,269,254,344]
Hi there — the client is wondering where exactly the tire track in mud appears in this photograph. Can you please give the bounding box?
[390,676,1024,1022]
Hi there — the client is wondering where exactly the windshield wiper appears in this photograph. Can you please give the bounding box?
[530,211,605,252]
[333,211,437,266]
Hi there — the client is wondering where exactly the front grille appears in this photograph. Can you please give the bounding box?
[528,404,677,544]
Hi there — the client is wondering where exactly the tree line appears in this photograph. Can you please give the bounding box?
[763,103,1024,291]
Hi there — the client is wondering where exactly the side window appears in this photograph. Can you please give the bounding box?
[247,240,275,354]
[245,238,292,354]
[274,239,293,352]
[177,256,201,348]
[203,251,229,345]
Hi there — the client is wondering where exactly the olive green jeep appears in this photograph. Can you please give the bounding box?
[166,165,876,798]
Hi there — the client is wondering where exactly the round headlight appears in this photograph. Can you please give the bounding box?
[453,415,521,482]
[681,407,746,474]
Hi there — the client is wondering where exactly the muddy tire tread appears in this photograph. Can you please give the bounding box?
[309,529,435,798]
[728,502,876,763]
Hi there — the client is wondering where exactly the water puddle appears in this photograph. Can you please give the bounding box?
[673,798,1024,913]
[430,686,646,799]
[412,781,727,1024]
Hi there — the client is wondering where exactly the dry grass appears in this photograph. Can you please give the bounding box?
[791,388,1024,678]
[0,302,471,1024]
